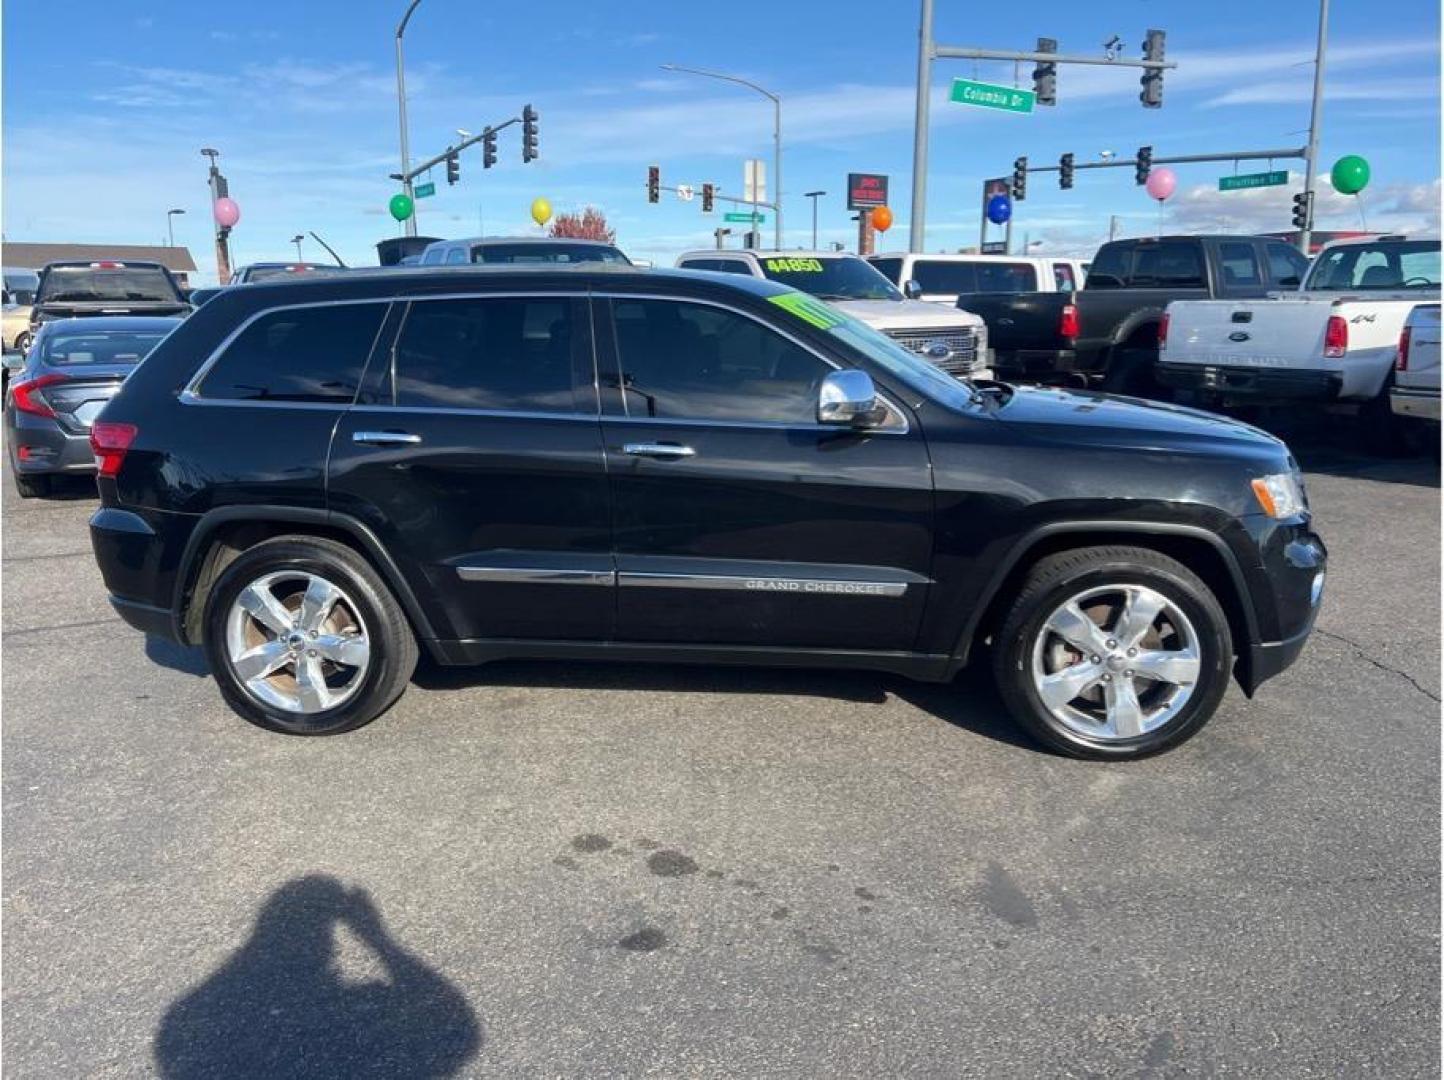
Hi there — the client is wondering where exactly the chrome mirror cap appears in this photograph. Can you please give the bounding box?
[818,369,879,426]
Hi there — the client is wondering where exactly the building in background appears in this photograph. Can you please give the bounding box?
[1,243,199,287]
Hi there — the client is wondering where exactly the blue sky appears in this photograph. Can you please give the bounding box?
[3,1,1439,283]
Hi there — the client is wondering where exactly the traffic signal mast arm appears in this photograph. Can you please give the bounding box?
[648,172,777,212]
[393,114,522,183]
[1022,146,1306,176]
[932,45,1176,70]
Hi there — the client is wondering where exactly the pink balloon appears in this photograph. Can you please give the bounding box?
[213,197,241,228]
[1145,167,1177,202]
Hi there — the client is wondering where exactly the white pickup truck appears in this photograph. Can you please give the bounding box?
[1158,236,1441,418]
[1391,303,1440,450]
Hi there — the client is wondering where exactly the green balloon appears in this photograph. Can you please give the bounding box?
[389,193,415,222]
[1331,155,1370,196]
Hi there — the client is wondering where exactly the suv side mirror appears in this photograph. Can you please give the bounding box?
[903,279,923,300]
[818,369,882,426]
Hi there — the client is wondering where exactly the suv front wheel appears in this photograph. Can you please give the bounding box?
[993,546,1233,759]
[203,536,419,735]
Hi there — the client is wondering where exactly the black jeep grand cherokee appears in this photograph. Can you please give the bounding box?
[88,266,1325,758]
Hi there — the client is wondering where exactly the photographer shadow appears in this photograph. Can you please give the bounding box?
[154,875,481,1079]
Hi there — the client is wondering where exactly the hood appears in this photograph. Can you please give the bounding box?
[831,297,984,330]
[992,384,1286,458]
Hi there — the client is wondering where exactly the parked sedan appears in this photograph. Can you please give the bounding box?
[5,316,180,497]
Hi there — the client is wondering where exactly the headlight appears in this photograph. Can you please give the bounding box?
[1251,472,1306,519]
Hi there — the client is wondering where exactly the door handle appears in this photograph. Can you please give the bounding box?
[353,430,422,446]
[623,442,696,459]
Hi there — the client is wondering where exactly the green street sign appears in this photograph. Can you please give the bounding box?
[1219,170,1289,192]
[949,78,1035,114]
[724,211,766,223]
[414,182,437,199]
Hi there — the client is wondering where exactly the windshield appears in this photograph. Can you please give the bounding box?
[473,244,630,265]
[38,266,180,303]
[40,329,172,365]
[758,256,902,301]
[765,291,977,411]
[1305,240,1441,292]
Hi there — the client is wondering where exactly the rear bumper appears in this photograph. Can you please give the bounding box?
[90,506,190,644]
[995,348,1086,377]
[1391,386,1440,421]
[110,596,178,639]
[1157,362,1341,402]
[7,416,95,474]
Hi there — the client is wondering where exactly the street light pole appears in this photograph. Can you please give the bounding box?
[804,191,826,249]
[661,64,783,248]
[1299,0,1329,255]
[908,0,935,253]
[291,234,305,261]
[166,208,185,248]
[395,0,424,239]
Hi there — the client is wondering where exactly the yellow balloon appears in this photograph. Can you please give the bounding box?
[530,197,552,226]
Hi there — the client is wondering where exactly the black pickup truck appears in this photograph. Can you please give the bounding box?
[958,236,1312,394]
[29,260,192,337]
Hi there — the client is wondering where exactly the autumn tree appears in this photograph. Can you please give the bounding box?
[548,206,616,243]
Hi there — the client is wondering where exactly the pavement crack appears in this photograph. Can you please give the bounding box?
[1,550,94,563]
[3,617,122,638]
[1313,628,1441,702]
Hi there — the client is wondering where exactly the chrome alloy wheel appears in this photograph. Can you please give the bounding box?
[1030,584,1202,742]
[225,571,371,714]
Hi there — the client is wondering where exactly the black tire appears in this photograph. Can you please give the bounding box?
[202,535,418,735]
[1358,379,1407,457]
[1102,345,1173,402]
[12,466,50,499]
[992,545,1233,760]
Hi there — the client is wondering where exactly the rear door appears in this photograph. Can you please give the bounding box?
[594,290,934,651]
[327,290,614,643]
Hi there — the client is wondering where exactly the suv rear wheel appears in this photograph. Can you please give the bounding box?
[992,546,1232,759]
[203,535,418,735]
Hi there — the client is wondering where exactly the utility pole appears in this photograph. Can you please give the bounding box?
[200,148,232,284]
[805,190,826,249]
[909,8,1177,252]
[394,0,424,238]
[1109,214,1120,241]
[1299,0,1329,254]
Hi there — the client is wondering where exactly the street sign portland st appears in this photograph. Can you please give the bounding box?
[1219,170,1289,192]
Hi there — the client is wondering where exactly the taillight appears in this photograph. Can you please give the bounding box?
[90,422,137,478]
[1323,314,1348,358]
[1158,312,1171,350]
[11,373,68,418]
[1397,326,1412,371]
[1059,303,1080,341]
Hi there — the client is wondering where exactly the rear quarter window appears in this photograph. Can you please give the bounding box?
[197,303,387,403]
[870,258,903,284]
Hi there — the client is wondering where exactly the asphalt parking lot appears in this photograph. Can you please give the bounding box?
[2,419,1439,1078]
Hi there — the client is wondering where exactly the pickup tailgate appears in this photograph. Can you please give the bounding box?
[956,291,1070,356]
[1164,296,1329,369]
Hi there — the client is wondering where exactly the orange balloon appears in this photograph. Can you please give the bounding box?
[871,206,893,232]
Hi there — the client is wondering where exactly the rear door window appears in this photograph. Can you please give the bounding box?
[1216,242,1263,289]
[1266,243,1310,288]
[198,303,387,403]
[974,262,1037,292]
[445,247,468,265]
[1084,244,1129,289]
[420,247,447,265]
[911,261,977,295]
[390,297,583,413]
[870,258,904,284]
[1129,243,1205,288]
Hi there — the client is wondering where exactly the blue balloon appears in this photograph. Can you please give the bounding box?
[987,194,1012,224]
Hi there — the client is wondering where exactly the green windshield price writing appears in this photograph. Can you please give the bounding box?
[768,292,845,329]
[765,257,824,273]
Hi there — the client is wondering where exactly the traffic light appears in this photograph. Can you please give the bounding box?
[482,127,497,169]
[647,165,660,204]
[1059,153,1074,190]
[1292,190,1313,231]
[445,150,460,186]
[701,183,714,213]
[1135,145,1153,185]
[1139,29,1166,108]
[521,104,539,163]
[1011,156,1028,201]
[1032,37,1057,107]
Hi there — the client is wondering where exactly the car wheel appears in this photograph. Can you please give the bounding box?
[1102,346,1173,402]
[203,535,419,735]
[14,332,30,355]
[992,545,1233,759]
[1358,380,1407,457]
[12,465,50,499]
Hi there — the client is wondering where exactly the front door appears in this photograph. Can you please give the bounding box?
[595,293,934,652]
[328,292,613,643]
